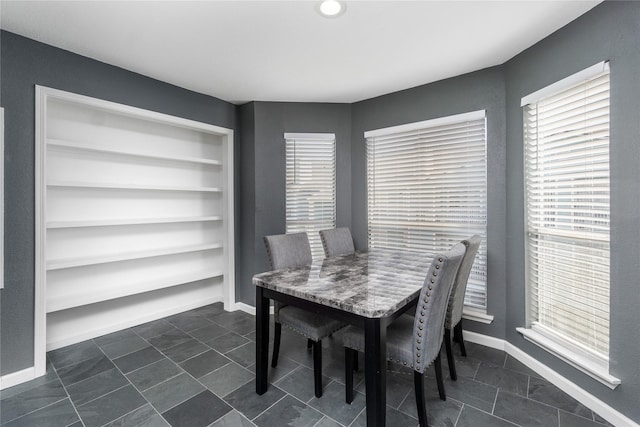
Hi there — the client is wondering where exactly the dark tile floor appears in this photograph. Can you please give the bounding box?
[0,303,614,427]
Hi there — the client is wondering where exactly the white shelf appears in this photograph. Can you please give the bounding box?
[47,180,222,193]
[47,269,224,313]
[48,138,223,166]
[47,216,223,229]
[47,242,223,270]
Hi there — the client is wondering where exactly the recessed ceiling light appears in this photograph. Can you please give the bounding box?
[318,0,346,18]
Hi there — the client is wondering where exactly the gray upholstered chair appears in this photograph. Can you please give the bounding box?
[264,232,346,398]
[444,235,482,381]
[319,227,355,257]
[342,243,466,427]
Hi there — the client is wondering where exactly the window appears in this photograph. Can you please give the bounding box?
[285,133,336,259]
[520,62,617,387]
[365,111,488,310]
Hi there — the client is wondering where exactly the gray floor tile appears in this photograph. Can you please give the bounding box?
[147,330,193,351]
[456,405,518,427]
[189,322,230,342]
[254,394,323,427]
[494,389,559,427]
[207,331,251,354]
[593,412,615,426]
[474,362,529,396]
[0,360,59,400]
[463,342,507,367]
[102,403,169,427]
[396,384,462,425]
[48,340,104,370]
[98,333,149,359]
[194,302,226,319]
[112,346,165,374]
[211,311,256,335]
[200,362,254,398]
[0,379,68,424]
[179,349,231,378]
[441,375,497,413]
[313,417,342,427]
[560,410,611,427]
[504,355,542,378]
[165,311,212,332]
[355,370,413,409]
[308,381,365,426]
[3,398,80,427]
[225,342,256,368]
[528,376,593,419]
[132,319,179,340]
[77,385,147,427]
[57,355,115,387]
[126,358,183,391]
[66,367,129,406]
[352,405,419,427]
[223,381,286,420]
[274,365,332,403]
[209,409,256,427]
[247,356,300,384]
[161,338,210,363]
[142,373,205,413]
[162,390,232,427]
[94,329,140,347]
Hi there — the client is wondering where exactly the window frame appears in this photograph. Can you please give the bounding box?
[517,61,620,389]
[364,110,490,316]
[284,132,337,260]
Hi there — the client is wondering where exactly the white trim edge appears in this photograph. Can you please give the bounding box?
[232,302,274,316]
[364,109,486,138]
[462,307,494,324]
[462,330,634,427]
[0,107,4,290]
[284,132,335,141]
[516,327,620,389]
[0,367,36,390]
[520,61,609,106]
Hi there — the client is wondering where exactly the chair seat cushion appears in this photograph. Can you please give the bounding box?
[278,305,346,341]
[342,314,425,371]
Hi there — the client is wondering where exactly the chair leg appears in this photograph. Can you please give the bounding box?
[307,338,313,349]
[455,321,467,357]
[271,322,282,368]
[345,348,355,404]
[353,351,359,372]
[313,340,323,398]
[444,328,457,381]
[434,352,446,401]
[413,371,429,427]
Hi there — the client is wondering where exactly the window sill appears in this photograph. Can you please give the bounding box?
[463,307,493,324]
[516,327,620,389]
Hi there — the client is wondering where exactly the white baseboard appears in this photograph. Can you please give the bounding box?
[0,367,36,390]
[463,330,637,427]
[47,297,222,351]
[230,301,274,316]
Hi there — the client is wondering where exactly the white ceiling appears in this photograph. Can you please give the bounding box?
[1,0,601,104]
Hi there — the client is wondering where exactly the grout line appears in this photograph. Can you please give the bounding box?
[47,357,86,426]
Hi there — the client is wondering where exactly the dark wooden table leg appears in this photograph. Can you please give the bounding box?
[364,317,386,427]
[256,287,269,394]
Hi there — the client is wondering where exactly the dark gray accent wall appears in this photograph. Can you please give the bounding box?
[351,67,507,339]
[504,1,640,420]
[0,31,237,375]
[237,102,351,305]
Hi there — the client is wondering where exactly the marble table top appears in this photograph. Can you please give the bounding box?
[253,248,434,318]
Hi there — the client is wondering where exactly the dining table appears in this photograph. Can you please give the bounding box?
[253,248,434,427]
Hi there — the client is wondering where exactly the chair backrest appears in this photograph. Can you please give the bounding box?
[319,227,355,257]
[412,242,466,373]
[445,235,482,329]
[264,232,313,270]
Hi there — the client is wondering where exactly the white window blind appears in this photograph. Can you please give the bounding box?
[524,66,610,362]
[285,133,336,260]
[366,111,488,310]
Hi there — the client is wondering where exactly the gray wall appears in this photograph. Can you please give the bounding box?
[237,102,352,305]
[0,31,237,375]
[504,1,640,420]
[350,66,507,339]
